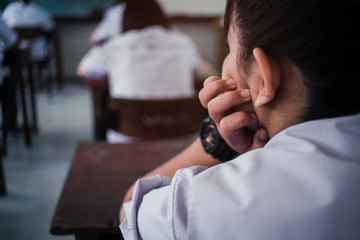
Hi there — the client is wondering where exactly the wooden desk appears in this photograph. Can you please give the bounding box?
[50,137,195,240]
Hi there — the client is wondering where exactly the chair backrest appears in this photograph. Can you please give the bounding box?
[14,26,64,87]
[14,27,47,40]
[108,97,208,138]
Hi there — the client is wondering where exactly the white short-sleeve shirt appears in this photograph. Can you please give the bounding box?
[1,1,54,61]
[79,25,202,99]
[90,3,126,43]
[120,113,360,240]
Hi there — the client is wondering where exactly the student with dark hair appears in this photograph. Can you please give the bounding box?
[77,0,205,143]
[119,0,360,239]
[121,0,169,33]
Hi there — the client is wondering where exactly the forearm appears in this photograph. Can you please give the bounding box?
[144,137,219,179]
[119,137,220,222]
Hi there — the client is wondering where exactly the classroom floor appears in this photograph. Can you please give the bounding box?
[0,81,93,240]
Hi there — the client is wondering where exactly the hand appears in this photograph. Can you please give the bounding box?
[119,183,135,223]
[199,76,268,153]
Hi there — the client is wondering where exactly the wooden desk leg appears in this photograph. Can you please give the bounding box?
[27,65,38,133]
[92,89,108,140]
[15,66,32,147]
[1,124,7,156]
[54,30,64,90]
[0,149,6,196]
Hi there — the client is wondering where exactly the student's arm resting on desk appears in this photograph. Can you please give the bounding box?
[119,137,219,222]
[120,164,207,240]
[119,127,268,221]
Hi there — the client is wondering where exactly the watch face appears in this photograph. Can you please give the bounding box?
[200,121,219,153]
[200,117,239,161]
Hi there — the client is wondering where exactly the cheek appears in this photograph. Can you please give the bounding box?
[222,66,248,91]
[221,55,246,89]
[221,54,232,79]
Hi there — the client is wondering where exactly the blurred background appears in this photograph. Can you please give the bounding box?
[0,0,226,239]
[1,0,226,81]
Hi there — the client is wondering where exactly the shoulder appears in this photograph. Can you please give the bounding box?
[184,115,360,239]
[3,2,20,11]
[103,3,125,19]
[102,34,133,50]
[2,2,21,17]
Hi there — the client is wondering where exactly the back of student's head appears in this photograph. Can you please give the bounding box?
[122,0,169,33]
[224,0,360,121]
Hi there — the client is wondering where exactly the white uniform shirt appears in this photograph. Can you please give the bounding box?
[91,3,125,43]
[120,113,360,240]
[1,1,54,61]
[79,25,202,99]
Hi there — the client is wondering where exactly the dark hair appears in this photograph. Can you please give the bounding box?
[122,0,169,33]
[224,0,360,121]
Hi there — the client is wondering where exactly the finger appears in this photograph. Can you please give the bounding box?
[203,75,222,87]
[216,112,258,153]
[218,111,258,137]
[119,206,126,223]
[208,89,252,123]
[199,78,237,108]
[250,128,269,150]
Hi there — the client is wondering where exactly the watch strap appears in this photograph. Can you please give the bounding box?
[200,117,239,161]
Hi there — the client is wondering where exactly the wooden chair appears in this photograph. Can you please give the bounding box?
[107,97,208,138]
[15,27,63,96]
[14,27,46,133]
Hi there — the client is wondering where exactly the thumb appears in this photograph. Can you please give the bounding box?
[251,128,269,150]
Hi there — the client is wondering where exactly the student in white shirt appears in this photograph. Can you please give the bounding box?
[77,0,205,142]
[119,0,360,239]
[1,0,54,61]
[78,0,202,100]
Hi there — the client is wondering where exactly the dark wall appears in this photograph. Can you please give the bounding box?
[1,0,115,16]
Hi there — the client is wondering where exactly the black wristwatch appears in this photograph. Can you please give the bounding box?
[199,117,239,162]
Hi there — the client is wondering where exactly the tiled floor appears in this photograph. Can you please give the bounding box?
[0,82,93,240]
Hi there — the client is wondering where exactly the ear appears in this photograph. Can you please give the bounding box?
[251,48,281,107]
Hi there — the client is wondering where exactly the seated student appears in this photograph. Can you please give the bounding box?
[119,0,360,239]
[90,0,127,46]
[0,16,18,129]
[77,0,207,143]
[1,0,54,61]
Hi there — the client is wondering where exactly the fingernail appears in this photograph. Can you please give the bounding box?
[260,131,269,141]
[240,89,250,98]
[225,79,236,86]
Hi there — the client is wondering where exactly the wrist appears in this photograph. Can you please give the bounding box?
[199,117,239,162]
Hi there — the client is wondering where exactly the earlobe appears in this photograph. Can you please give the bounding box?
[252,48,281,107]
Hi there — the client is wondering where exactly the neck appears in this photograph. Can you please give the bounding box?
[259,64,307,138]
